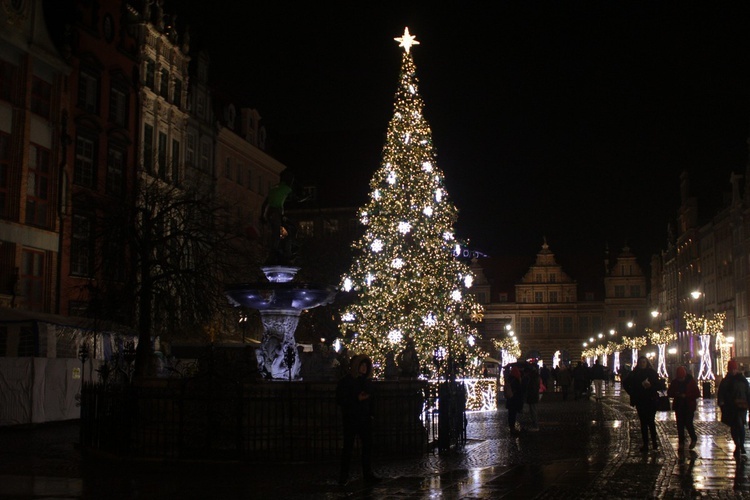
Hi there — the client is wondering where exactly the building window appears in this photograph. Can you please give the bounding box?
[535,291,543,303]
[0,132,9,218]
[106,144,125,196]
[236,164,243,186]
[224,157,231,178]
[186,134,195,166]
[303,186,317,201]
[498,293,508,302]
[0,60,15,102]
[563,317,573,334]
[533,317,544,333]
[520,317,531,334]
[298,220,314,238]
[580,316,589,333]
[549,291,558,303]
[143,124,153,172]
[592,316,602,332]
[536,273,542,282]
[30,76,51,118]
[200,141,210,172]
[629,285,641,298]
[324,219,339,235]
[549,317,560,334]
[158,132,167,178]
[171,139,180,185]
[74,135,96,188]
[21,248,45,311]
[26,144,51,227]
[614,285,625,298]
[71,213,93,276]
[145,59,155,89]
[159,69,169,99]
[173,79,182,107]
[109,85,128,127]
[549,274,556,283]
[78,70,99,113]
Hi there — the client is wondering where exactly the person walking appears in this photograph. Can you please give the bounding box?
[336,354,380,485]
[573,361,590,400]
[523,364,541,431]
[505,365,524,434]
[623,355,662,452]
[667,365,700,450]
[718,359,750,461]
[557,363,573,401]
[591,359,605,401]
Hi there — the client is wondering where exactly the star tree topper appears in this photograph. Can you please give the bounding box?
[394,27,420,53]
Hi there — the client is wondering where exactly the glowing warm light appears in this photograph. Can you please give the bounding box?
[338,29,483,378]
[726,336,735,343]
[691,290,702,300]
[343,277,353,292]
[651,310,659,318]
[598,333,603,339]
[627,321,634,328]
[398,221,412,234]
[394,27,420,53]
[388,329,403,344]
[668,347,677,354]
[342,312,355,322]
[609,329,615,335]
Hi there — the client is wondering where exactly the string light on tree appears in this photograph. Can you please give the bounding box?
[684,311,725,381]
[622,335,648,367]
[646,326,677,379]
[339,28,483,378]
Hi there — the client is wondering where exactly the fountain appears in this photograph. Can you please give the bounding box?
[224,266,338,380]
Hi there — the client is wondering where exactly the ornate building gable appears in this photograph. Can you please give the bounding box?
[516,239,577,304]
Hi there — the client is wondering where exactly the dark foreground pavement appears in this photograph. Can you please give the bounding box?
[0,382,748,499]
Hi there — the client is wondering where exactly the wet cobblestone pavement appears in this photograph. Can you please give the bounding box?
[1,383,750,499]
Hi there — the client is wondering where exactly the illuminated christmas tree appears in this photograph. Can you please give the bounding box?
[339,28,483,379]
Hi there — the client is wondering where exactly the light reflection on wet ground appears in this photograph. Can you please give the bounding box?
[1,382,750,498]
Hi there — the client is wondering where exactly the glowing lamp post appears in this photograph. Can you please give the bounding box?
[646,326,676,379]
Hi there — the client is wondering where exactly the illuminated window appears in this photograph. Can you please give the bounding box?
[298,220,314,238]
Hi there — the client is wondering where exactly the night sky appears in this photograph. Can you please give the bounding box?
[171,1,750,268]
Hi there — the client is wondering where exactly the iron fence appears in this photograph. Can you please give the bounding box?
[80,378,465,462]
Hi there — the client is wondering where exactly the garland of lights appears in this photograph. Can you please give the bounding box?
[684,312,725,381]
[622,335,648,366]
[338,28,484,378]
[607,341,622,372]
[646,327,676,379]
